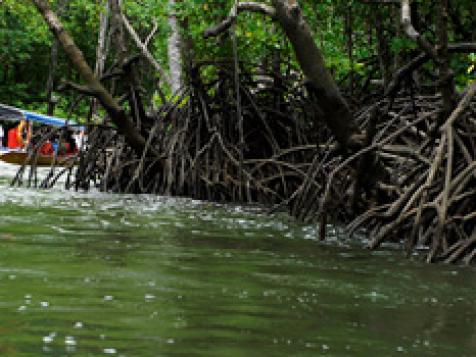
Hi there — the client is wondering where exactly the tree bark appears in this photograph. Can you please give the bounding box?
[95,1,110,79]
[108,0,128,98]
[109,0,127,65]
[89,0,110,121]
[167,0,183,93]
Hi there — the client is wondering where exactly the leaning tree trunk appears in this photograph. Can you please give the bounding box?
[204,0,364,150]
[271,0,363,150]
[32,0,149,154]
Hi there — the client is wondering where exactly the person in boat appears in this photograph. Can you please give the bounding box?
[40,130,78,156]
[39,139,54,155]
[57,130,78,155]
[7,119,32,149]
[65,130,79,154]
[73,129,86,150]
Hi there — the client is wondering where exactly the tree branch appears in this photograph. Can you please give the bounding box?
[385,43,476,98]
[443,77,476,129]
[120,11,172,87]
[204,2,276,38]
[400,0,438,61]
[144,20,159,48]
[58,80,98,96]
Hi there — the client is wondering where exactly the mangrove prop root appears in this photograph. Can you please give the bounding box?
[13,60,476,265]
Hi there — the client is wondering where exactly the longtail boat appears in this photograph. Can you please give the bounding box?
[0,104,83,167]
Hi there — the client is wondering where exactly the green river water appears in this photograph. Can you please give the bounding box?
[0,164,475,356]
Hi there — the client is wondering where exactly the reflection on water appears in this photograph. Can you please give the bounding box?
[1,163,476,356]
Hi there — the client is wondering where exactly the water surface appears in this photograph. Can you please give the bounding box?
[1,163,475,356]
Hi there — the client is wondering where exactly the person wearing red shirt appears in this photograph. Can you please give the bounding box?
[7,120,31,149]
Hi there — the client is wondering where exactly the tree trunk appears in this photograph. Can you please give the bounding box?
[109,0,127,65]
[271,0,362,149]
[108,0,128,97]
[95,1,110,80]
[89,0,110,121]
[167,0,183,93]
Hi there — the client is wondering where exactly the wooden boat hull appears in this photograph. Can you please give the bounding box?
[0,150,77,167]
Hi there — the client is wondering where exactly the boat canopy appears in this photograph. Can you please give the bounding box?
[0,103,82,128]
[0,104,23,122]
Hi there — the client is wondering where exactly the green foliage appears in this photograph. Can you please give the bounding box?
[0,0,475,115]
